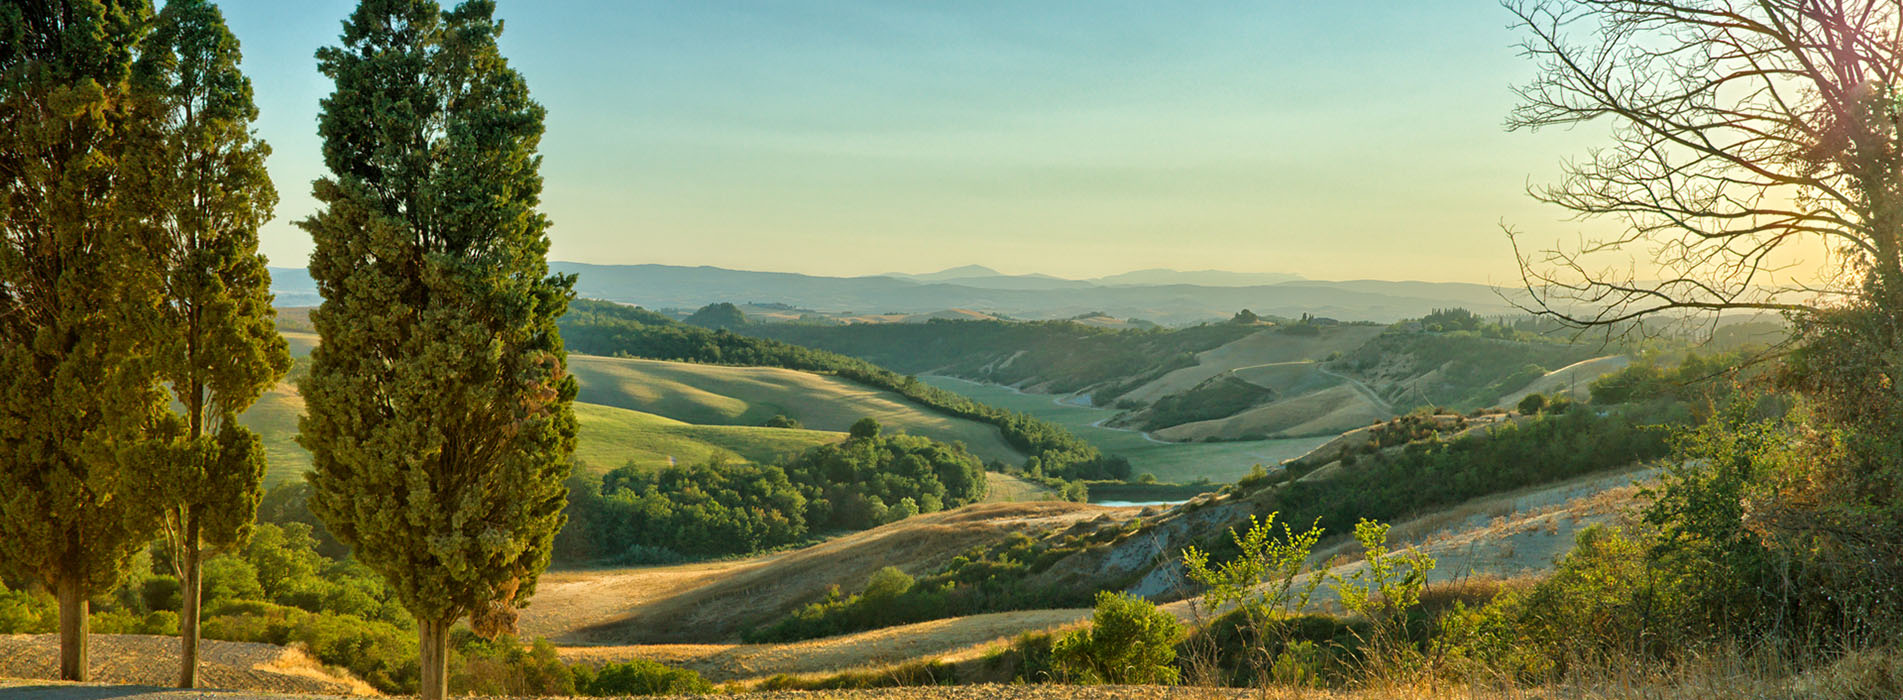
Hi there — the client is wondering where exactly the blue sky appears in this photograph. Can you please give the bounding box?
[221,1,1605,283]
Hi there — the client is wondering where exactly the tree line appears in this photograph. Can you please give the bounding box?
[0,3,574,699]
[558,419,989,561]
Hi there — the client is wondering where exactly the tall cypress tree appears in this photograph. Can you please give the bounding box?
[127,0,290,688]
[0,0,167,682]
[298,2,577,698]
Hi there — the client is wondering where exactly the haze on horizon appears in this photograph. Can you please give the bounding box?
[227,1,1616,286]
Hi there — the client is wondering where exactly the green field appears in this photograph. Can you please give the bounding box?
[243,384,311,488]
[920,375,1332,484]
[568,355,1025,464]
[572,402,844,475]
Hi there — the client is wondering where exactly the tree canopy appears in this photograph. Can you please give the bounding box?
[0,0,169,681]
[297,1,576,697]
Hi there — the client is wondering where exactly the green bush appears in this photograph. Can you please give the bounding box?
[0,584,54,633]
[1052,591,1183,684]
[452,634,575,697]
[575,658,714,695]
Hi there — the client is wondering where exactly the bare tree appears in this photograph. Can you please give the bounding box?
[1507,0,1903,637]
[1505,0,1903,330]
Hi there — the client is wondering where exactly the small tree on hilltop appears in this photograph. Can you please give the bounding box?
[298,2,577,698]
[849,417,882,440]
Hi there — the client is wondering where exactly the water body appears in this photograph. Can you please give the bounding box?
[921,375,1333,485]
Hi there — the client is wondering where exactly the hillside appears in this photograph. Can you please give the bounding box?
[571,403,846,476]
[242,331,1005,484]
[506,420,1665,683]
[568,355,1024,464]
[520,502,1111,645]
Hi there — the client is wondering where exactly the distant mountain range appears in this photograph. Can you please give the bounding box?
[268,263,1518,325]
[877,265,1307,291]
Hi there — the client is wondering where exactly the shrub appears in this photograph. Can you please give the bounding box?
[576,658,715,695]
[1052,591,1183,684]
[0,584,54,633]
[452,634,575,697]
[1332,518,1436,669]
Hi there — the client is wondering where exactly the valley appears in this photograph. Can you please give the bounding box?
[6,0,1884,696]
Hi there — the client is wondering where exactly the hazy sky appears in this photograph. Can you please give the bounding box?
[222,1,1610,284]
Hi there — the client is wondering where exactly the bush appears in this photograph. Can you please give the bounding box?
[0,583,55,634]
[1052,591,1183,684]
[452,634,575,697]
[576,658,714,695]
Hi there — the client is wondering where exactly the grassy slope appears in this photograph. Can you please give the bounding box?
[572,402,843,476]
[568,355,1025,464]
[244,383,310,488]
[244,331,1017,485]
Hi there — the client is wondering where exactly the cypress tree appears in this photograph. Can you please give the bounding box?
[0,0,167,681]
[127,0,290,687]
[298,2,577,698]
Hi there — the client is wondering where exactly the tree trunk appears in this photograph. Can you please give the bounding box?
[56,576,88,682]
[418,617,451,700]
[178,509,202,688]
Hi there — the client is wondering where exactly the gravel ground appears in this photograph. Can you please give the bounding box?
[0,634,372,696]
[0,682,1280,700]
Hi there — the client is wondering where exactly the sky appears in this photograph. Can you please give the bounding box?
[220,1,1613,284]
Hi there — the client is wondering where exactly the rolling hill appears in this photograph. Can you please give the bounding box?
[567,355,1024,464]
[241,333,1019,486]
[570,402,846,475]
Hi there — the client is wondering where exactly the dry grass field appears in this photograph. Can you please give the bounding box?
[1118,327,1385,405]
[1154,384,1385,442]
